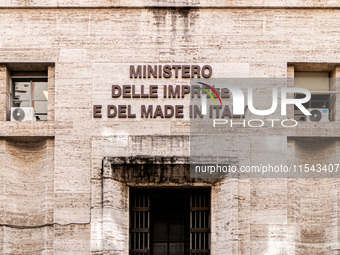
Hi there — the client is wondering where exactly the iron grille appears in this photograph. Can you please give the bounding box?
[190,189,210,255]
[130,190,150,255]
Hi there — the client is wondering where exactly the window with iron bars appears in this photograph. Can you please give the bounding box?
[129,188,210,255]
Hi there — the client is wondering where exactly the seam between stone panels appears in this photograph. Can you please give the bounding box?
[0,222,91,229]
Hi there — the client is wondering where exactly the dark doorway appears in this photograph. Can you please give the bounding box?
[151,189,190,255]
[129,188,210,255]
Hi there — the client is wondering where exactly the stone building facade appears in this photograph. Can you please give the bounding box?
[0,1,340,254]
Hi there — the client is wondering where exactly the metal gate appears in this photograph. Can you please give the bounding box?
[129,188,210,255]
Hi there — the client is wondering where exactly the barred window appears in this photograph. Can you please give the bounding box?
[129,188,210,255]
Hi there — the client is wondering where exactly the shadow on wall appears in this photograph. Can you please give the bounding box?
[0,137,54,254]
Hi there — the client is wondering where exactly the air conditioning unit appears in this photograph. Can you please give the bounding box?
[306,108,329,122]
[11,107,36,121]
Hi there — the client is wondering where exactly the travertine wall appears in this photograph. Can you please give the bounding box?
[0,2,339,254]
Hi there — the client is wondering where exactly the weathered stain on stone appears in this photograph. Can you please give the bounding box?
[105,156,217,184]
[150,7,198,39]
